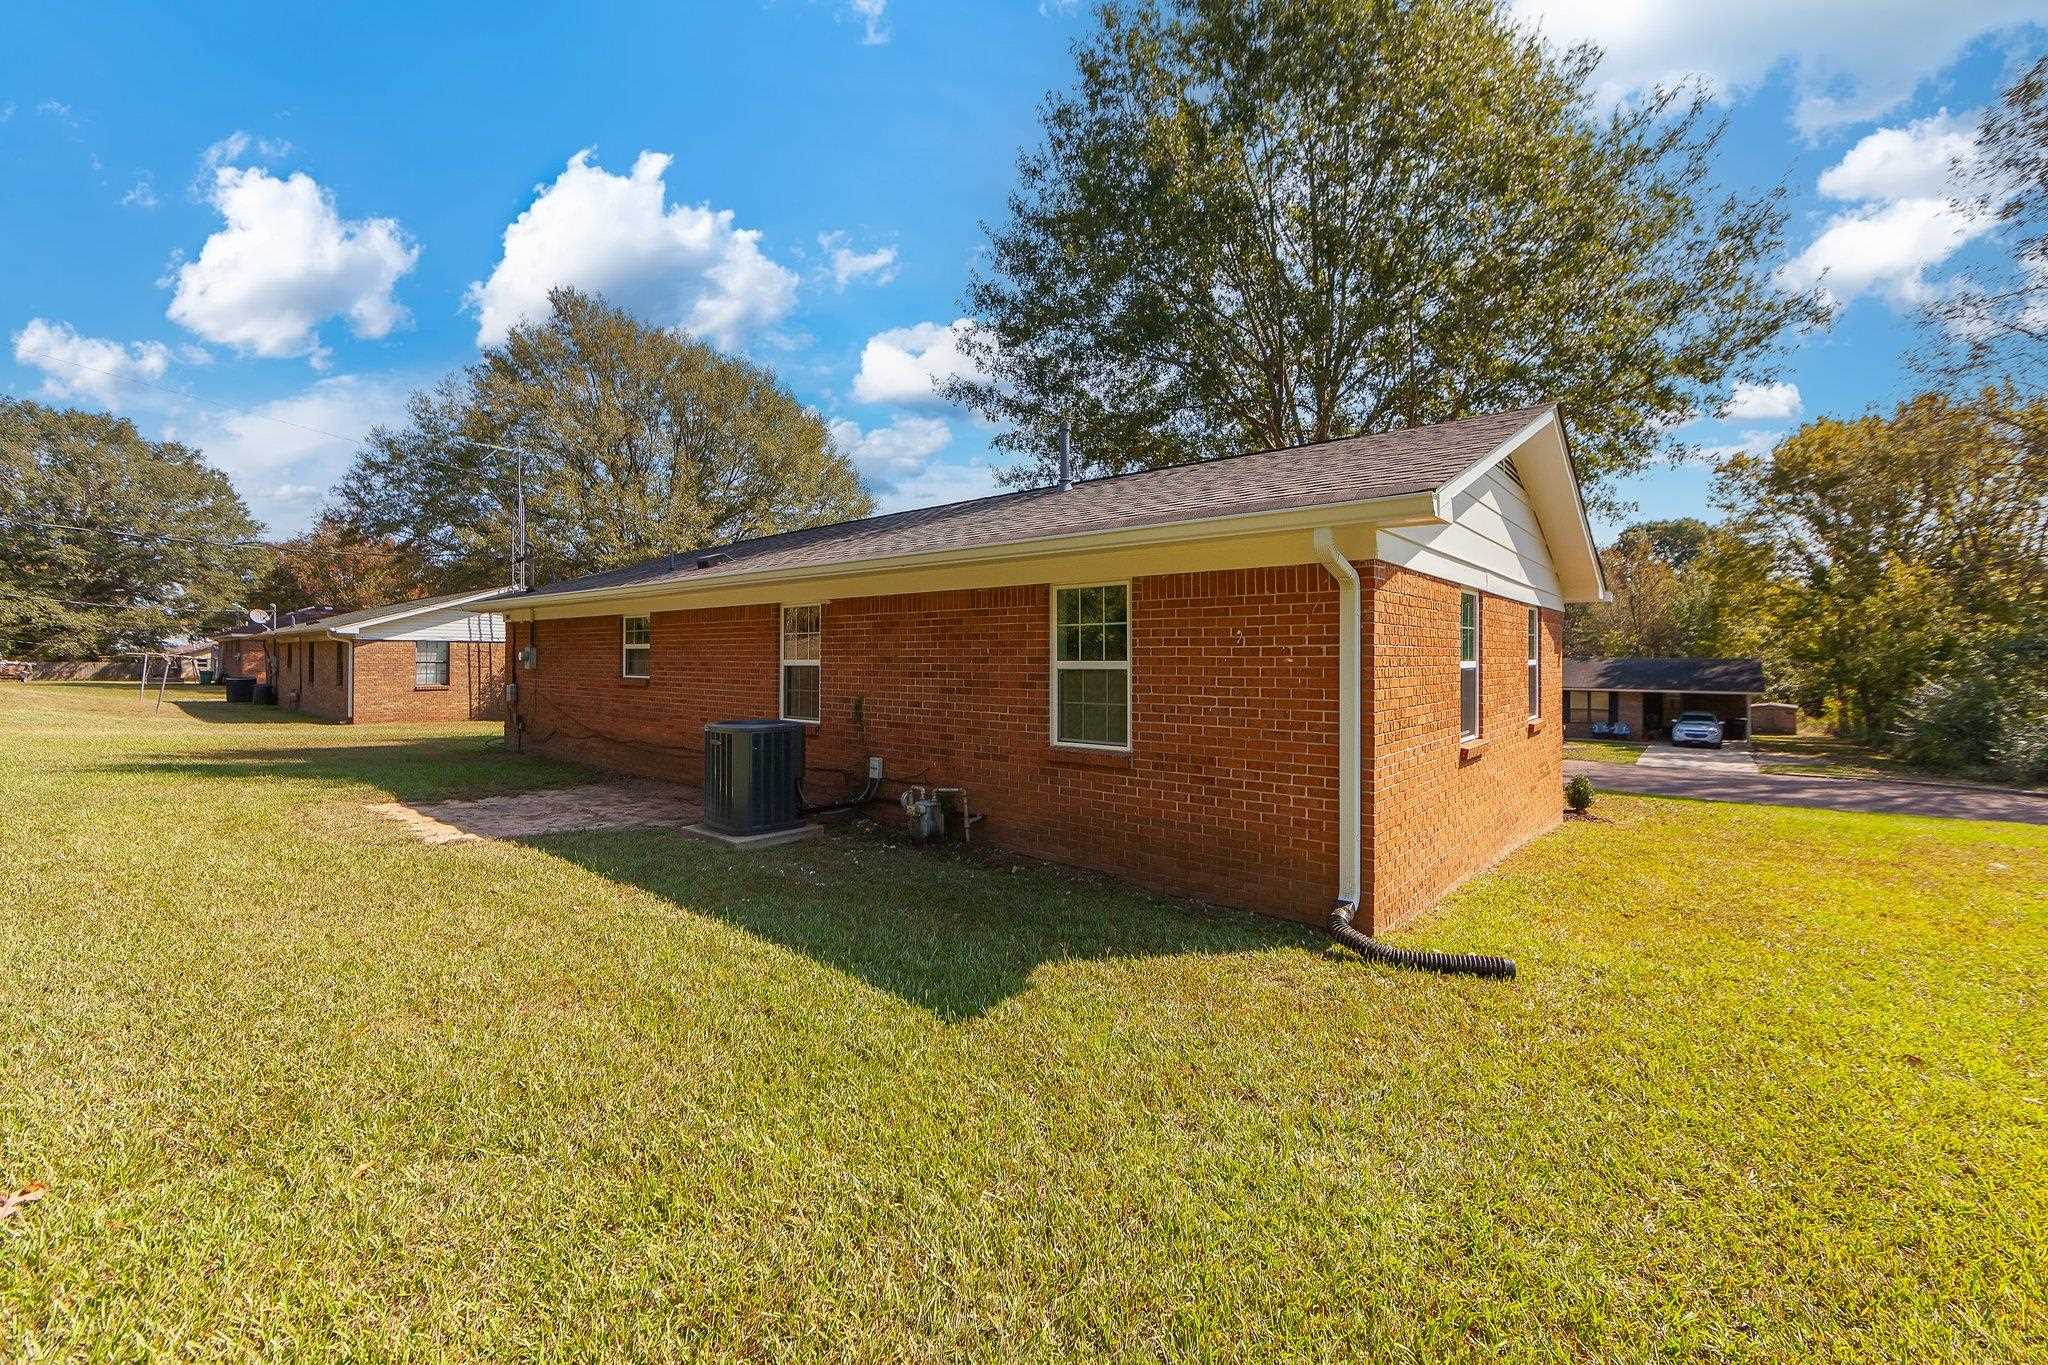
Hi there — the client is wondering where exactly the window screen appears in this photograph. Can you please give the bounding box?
[1053,585,1130,747]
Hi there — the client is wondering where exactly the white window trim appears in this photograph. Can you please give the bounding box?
[621,614,651,679]
[1460,591,1481,741]
[1526,607,1541,721]
[413,639,450,689]
[1049,580,1133,753]
[780,603,821,724]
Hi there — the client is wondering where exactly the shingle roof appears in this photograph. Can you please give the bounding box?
[508,403,1557,602]
[1563,657,1765,694]
[267,588,508,637]
[223,606,334,637]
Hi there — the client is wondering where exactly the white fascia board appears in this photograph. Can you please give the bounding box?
[503,489,1446,614]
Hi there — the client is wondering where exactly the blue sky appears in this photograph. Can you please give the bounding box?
[4,1,2044,543]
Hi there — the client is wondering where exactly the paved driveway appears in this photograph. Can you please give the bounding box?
[1567,756,2048,825]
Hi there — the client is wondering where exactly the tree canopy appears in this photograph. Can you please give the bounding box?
[1922,55,2048,390]
[332,288,872,590]
[254,516,430,616]
[1711,391,2048,740]
[948,0,1824,506]
[0,399,264,661]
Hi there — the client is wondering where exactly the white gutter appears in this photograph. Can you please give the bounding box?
[1312,528,1361,907]
[499,489,1446,614]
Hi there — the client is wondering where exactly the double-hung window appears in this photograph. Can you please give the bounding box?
[1052,584,1130,749]
[1566,691,1612,724]
[414,641,449,687]
[1525,608,1540,720]
[781,605,820,722]
[622,614,651,679]
[1459,592,1481,740]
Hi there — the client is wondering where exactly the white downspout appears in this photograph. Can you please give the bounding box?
[1312,529,1361,909]
[345,641,354,723]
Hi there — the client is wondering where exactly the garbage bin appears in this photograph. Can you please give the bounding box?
[1726,715,1749,741]
[224,676,255,703]
[254,683,277,706]
[199,668,215,685]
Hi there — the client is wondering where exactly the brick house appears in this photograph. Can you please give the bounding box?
[1561,657,1766,740]
[215,607,336,684]
[490,405,1608,933]
[264,589,509,724]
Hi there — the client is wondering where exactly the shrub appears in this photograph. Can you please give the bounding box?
[1565,776,1594,813]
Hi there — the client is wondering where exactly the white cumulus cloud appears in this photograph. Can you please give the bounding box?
[819,231,898,288]
[828,413,952,486]
[1817,109,1983,201]
[158,373,410,534]
[12,318,171,404]
[1507,0,2046,136]
[1721,381,1802,421]
[871,460,1003,514]
[166,164,419,363]
[1780,109,1998,310]
[464,149,798,352]
[852,318,983,405]
[847,0,889,45]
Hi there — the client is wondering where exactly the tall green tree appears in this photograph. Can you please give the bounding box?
[1922,55,2048,390]
[333,288,872,589]
[1712,392,2048,739]
[0,400,264,660]
[254,516,430,615]
[1564,518,1740,658]
[948,0,1825,506]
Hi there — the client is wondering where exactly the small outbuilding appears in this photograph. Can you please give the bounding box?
[264,589,510,724]
[1561,657,1766,740]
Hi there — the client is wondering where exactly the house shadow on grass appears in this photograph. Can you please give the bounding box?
[521,824,1318,1022]
[96,741,589,804]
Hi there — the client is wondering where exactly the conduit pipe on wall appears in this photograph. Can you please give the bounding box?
[1311,528,1516,981]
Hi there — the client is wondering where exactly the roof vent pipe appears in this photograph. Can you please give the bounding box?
[1057,424,1073,492]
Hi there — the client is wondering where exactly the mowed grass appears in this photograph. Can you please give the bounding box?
[1562,737,1645,765]
[1755,733,2048,791]
[2,683,2044,1360]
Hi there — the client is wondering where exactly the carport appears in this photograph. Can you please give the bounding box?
[1561,657,1766,741]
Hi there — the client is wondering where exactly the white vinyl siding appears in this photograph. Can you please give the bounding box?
[781,605,820,722]
[1459,592,1480,740]
[622,615,651,678]
[1052,584,1130,749]
[1376,462,1563,609]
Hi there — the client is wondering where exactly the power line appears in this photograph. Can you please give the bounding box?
[0,515,270,550]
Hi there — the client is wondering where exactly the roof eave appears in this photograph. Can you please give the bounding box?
[497,488,1448,613]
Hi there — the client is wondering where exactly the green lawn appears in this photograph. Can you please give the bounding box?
[1562,736,1645,764]
[3,683,2045,1359]
[1755,732,2048,791]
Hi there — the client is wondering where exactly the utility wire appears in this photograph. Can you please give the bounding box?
[0,515,270,550]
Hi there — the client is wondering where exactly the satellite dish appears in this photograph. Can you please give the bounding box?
[247,609,271,625]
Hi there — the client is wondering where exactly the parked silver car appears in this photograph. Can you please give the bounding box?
[1670,711,1725,748]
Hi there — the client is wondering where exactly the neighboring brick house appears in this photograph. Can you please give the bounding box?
[490,404,1608,933]
[215,607,336,684]
[1561,657,1765,741]
[264,589,509,724]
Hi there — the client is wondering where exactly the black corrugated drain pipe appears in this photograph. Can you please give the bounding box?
[1328,899,1516,980]
[797,774,881,818]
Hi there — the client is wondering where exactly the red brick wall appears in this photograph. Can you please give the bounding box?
[278,637,350,720]
[510,567,1341,922]
[506,562,1560,929]
[1362,564,1562,932]
[351,638,506,724]
[220,637,268,682]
